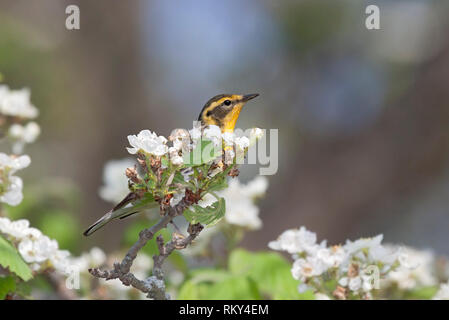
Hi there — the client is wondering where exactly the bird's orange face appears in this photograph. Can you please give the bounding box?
[198,93,259,132]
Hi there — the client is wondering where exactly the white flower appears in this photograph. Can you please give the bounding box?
[361,274,375,292]
[0,176,24,206]
[343,235,383,256]
[0,218,29,238]
[268,226,321,255]
[217,176,268,230]
[222,132,235,146]
[18,238,40,263]
[291,257,327,281]
[0,216,73,274]
[0,153,30,206]
[314,293,331,300]
[0,85,38,119]
[88,247,107,266]
[71,247,106,271]
[0,153,31,172]
[348,276,362,292]
[168,147,183,166]
[8,122,40,154]
[169,128,190,151]
[385,246,437,289]
[234,136,250,150]
[339,277,349,287]
[188,127,202,149]
[18,235,58,263]
[249,128,264,145]
[50,250,71,273]
[203,125,222,146]
[224,148,235,165]
[23,227,43,240]
[99,158,135,203]
[316,246,346,268]
[433,282,449,300]
[127,130,168,156]
[368,243,399,265]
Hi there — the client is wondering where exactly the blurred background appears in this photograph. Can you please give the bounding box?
[1,0,449,257]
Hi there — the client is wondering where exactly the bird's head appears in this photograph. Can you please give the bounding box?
[198,93,259,133]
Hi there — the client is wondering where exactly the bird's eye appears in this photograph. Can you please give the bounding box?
[223,100,232,106]
[206,111,212,117]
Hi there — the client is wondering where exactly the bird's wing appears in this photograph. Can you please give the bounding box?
[83,193,158,236]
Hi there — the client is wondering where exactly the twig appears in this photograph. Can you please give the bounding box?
[152,223,204,280]
[88,196,202,300]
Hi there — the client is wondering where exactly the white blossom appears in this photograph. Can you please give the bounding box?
[99,158,135,203]
[0,153,30,206]
[268,226,322,255]
[314,293,331,300]
[8,122,40,154]
[234,136,250,150]
[216,176,268,229]
[188,126,202,149]
[385,246,437,290]
[222,132,235,146]
[169,128,190,151]
[348,277,362,292]
[0,218,30,238]
[203,125,222,146]
[127,130,168,156]
[0,85,38,119]
[168,147,183,166]
[249,127,264,145]
[433,282,449,300]
[0,216,72,274]
[269,226,419,299]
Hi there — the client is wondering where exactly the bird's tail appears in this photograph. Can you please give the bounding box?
[83,206,138,236]
[83,193,157,236]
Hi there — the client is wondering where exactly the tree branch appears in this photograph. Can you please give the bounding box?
[88,196,202,300]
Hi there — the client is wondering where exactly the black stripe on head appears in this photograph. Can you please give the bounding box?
[198,94,231,121]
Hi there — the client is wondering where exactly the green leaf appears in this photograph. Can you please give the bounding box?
[189,268,231,284]
[0,276,16,299]
[182,139,221,167]
[405,286,439,300]
[178,272,261,300]
[207,175,228,193]
[206,275,261,300]
[177,280,207,299]
[228,249,314,300]
[183,197,225,226]
[0,235,33,281]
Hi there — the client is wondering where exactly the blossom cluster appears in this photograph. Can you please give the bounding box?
[0,217,71,274]
[99,158,268,232]
[0,153,31,206]
[268,227,431,299]
[0,85,40,154]
[199,176,268,230]
[126,125,263,167]
[111,124,265,234]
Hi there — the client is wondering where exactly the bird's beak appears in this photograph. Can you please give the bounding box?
[241,93,259,102]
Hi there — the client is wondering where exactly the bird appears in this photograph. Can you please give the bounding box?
[198,93,259,132]
[83,93,259,236]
